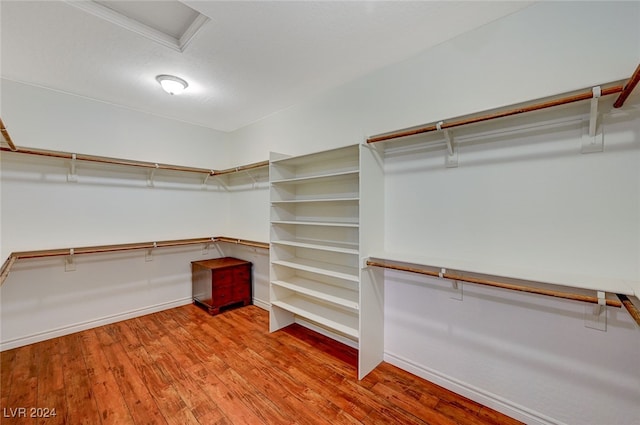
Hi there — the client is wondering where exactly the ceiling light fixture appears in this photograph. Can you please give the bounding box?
[156,74,188,95]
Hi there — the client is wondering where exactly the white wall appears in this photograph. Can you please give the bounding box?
[226,2,640,424]
[0,80,233,349]
[0,79,229,168]
[228,2,639,166]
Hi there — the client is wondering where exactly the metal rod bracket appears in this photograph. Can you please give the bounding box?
[582,86,604,154]
[585,290,607,331]
[451,280,463,301]
[65,248,76,272]
[202,171,214,187]
[147,164,159,187]
[145,242,156,262]
[438,121,458,167]
[67,153,78,182]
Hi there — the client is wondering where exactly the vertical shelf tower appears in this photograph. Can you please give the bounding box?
[269,144,384,379]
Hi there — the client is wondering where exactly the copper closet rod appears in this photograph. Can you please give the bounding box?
[0,236,269,286]
[366,260,623,308]
[0,117,17,151]
[367,259,640,327]
[367,63,640,144]
[0,138,268,177]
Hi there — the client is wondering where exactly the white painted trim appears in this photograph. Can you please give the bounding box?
[65,1,209,52]
[254,298,357,348]
[294,317,358,349]
[384,351,566,425]
[252,297,270,311]
[0,297,193,351]
[179,13,211,51]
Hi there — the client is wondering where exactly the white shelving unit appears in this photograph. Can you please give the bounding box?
[269,145,360,334]
[269,144,385,379]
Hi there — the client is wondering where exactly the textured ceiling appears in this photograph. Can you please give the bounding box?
[0,1,533,132]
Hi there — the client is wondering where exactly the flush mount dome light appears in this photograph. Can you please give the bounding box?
[156,74,188,95]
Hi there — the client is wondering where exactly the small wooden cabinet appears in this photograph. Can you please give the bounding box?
[191,257,252,315]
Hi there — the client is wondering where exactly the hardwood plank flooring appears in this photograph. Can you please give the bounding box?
[0,305,523,424]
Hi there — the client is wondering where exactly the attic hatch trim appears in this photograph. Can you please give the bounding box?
[65,0,210,52]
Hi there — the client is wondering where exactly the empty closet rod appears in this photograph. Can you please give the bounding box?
[215,160,270,176]
[215,236,270,249]
[366,84,624,144]
[0,236,269,286]
[366,260,623,308]
[11,237,218,260]
[613,63,640,108]
[616,294,640,327]
[0,117,17,151]
[0,145,214,174]
[0,139,268,177]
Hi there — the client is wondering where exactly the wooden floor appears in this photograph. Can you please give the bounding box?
[1,305,522,425]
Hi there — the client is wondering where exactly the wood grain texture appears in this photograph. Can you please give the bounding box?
[613,63,640,108]
[0,305,523,425]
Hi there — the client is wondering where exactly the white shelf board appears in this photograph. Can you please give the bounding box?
[272,258,359,282]
[272,239,359,255]
[368,251,638,296]
[271,220,359,228]
[271,295,359,339]
[270,145,359,166]
[271,170,359,185]
[272,276,359,310]
[271,197,360,204]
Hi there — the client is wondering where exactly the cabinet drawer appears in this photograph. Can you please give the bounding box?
[212,269,233,285]
[213,285,233,306]
[234,284,251,299]
[233,266,251,282]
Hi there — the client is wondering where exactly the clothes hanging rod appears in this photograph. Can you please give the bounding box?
[367,84,624,144]
[214,160,270,176]
[0,136,268,177]
[616,294,640,327]
[0,236,269,286]
[613,63,640,108]
[366,259,623,308]
[0,117,17,151]
[215,236,271,249]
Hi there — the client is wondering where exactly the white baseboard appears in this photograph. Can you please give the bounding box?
[384,351,564,425]
[0,297,193,351]
[252,297,270,311]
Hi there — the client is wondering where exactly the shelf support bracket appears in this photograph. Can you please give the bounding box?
[202,171,214,188]
[203,238,217,255]
[589,86,601,137]
[147,164,159,187]
[438,121,458,168]
[145,242,156,262]
[214,175,229,191]
[585,290,607,331]
[245,170,257,186]
[582,86,604,154]
[67,153,78,182]
[65,248,76,272]
[451,280,463,301]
